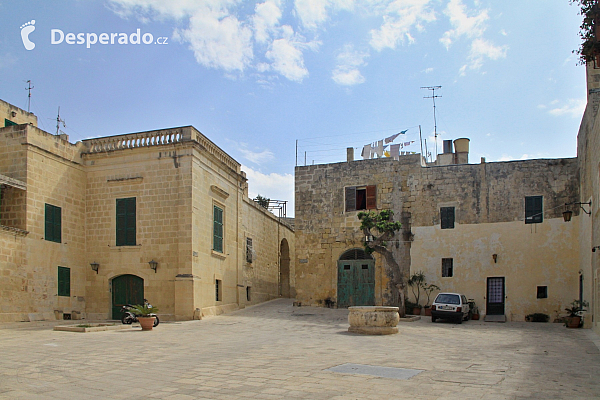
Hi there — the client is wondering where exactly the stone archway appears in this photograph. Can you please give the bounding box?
[279,238,291,297]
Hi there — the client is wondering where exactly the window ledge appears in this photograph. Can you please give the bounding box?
[211,250,226,259]
[0,225,29,236]
[110,245,142,251]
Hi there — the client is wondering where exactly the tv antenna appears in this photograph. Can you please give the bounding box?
[55,106,66,136]
[24,80,34,112]
[421,86,442,160]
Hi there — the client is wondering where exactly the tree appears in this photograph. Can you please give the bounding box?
[357,209,408,316]
[571,0,600,64]
[254,194,270,209]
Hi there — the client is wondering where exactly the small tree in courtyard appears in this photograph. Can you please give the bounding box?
[358,209,408,316]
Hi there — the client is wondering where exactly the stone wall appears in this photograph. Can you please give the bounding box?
[577,63,600,332]
[295,154,581,320]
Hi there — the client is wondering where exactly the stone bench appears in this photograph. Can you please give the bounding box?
[348,306,400,335]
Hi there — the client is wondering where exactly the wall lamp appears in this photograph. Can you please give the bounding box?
[492,254,498,263]
[563,201,592,222]
[90,262,99,274]
[148,259,158,273]
[365,235,374,243]
[593,246,600,253]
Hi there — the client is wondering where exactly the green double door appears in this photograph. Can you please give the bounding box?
[111,275,144,319]
[337,260,375,307]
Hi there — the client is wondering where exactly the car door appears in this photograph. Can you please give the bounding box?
[461,295,470,318]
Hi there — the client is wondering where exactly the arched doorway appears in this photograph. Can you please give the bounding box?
[111,274,144,319]
[279,238,291,297]
[337,248,375,307]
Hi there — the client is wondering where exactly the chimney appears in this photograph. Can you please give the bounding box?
[453,138,470,164]
[347,147,354,162]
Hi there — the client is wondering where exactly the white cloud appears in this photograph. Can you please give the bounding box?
[369,0,436,51]
[468,38,507,68]
[177,12,254,72]
[238,144,276,164]
[242,165,295,215]
[265,27,314,82]
[547,98,586,118]
[253,0,283,44]
[294,0,355,30]
[332,44,369,86]
[440,0,488,49]
[423,67,433,73]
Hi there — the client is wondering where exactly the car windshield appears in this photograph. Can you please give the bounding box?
[435,294,460,304]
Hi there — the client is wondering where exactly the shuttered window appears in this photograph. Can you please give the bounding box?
[345,185,376,212]
[442,258,453,277]
[440,207,455,229]
[45,203,62,243]
[58,266,70,297]
[213,205,224,253]
[4,119,17,127]
[116,198,136,246]
[525,196,543,224]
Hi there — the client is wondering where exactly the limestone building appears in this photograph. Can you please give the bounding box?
[0,98,294,322]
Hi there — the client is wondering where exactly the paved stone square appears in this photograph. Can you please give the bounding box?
[1,299,599,399]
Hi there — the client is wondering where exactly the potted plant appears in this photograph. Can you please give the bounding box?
[423,284,440,316]
[130,303,160,331]
[565,300,589,328]
[408,271,425,315]
[468,299,479,320]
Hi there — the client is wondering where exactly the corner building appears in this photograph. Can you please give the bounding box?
[0,99,294,322]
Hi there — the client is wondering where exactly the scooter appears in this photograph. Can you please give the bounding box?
[121,299,159,327]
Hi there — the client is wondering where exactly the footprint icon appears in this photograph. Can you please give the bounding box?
[20,20,36,50]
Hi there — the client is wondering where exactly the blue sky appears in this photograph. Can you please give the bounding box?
[1,1,587,216]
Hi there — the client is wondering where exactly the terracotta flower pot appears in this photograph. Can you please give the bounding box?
[412,307,422,315]
[138,316,156,331]
[566,316,581,328]
[472,313,480,320]
[424,307,432,316]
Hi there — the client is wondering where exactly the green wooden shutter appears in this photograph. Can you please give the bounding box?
[441,207,455,229]
[58,266,70,297]
[45,204,61,243]
[213,206,223,253]
[116,198,136,246]
[45,204,53,241]
[54,206,62,243]
[525,196,543,224]
[4,119,17,127]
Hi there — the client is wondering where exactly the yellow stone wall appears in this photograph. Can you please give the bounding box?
[578,63,600,332]
[1,99,37,127]
[0,104,294,323]
[240,198,295,306]
[411,218,580,321]
[295,155,582,317]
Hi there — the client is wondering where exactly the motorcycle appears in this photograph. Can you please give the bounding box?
[121,299,160,327]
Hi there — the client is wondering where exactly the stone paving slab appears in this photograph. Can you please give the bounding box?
[0,298,599,399]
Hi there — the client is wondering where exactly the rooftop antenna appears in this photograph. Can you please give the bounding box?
[24,80,34,112]
[421,86,442,160]
[55,106,66,136]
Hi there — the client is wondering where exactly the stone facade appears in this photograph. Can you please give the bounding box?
[0,101,294,322]
[295,151,582,321]
[577,64,600,333]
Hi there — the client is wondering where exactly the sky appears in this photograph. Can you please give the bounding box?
[0,0,588,217]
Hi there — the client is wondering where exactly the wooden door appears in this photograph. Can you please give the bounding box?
[112,274,144,319]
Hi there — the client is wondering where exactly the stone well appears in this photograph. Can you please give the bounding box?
[348,306,400,335]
